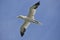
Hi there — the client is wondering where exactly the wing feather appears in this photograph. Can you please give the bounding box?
[20,20,30,37]
[27,1,40,19]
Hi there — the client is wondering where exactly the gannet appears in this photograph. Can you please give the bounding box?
[17,1,41,37]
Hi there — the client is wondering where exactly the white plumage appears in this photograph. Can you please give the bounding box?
[17,1,41,37]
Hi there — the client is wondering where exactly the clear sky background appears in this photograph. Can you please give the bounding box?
[0,0,60,40]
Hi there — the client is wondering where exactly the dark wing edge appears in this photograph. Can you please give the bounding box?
[20,27,26,37]
[33,1,40,9]
[27,1,40,18]
[20,21,30,37]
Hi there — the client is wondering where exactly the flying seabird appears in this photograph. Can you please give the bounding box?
[17,1,41,37]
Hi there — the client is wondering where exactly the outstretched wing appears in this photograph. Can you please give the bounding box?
[27,1,40,19]
[20,1,40,37]
[20,20,30,37]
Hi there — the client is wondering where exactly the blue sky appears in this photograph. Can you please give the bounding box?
[0,0,60,40]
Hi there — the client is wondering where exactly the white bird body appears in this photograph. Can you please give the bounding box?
[17,1,41,37]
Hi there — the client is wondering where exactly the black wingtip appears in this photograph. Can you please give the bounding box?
[20,32,24,37]
[20,28,26,37]
[35,1,40,6]
[34,1,40,9]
